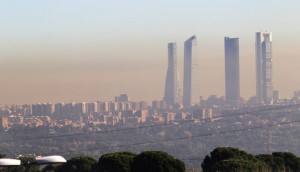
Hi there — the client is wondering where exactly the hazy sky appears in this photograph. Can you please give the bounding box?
[0,0,300,104]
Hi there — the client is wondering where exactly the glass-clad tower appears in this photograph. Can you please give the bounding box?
[164,42,181,105]
[224,37,240,104]
[256,32,273,104]
[183,35,198,107]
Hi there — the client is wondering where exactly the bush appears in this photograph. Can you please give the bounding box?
[132,151,185,172]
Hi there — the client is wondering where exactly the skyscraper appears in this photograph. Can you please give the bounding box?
[183,35,198,107]
[256,32,273,104]
[164,42,181,105]
[224,37,240,104]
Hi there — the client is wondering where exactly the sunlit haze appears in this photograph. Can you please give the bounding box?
[0,0,300,104]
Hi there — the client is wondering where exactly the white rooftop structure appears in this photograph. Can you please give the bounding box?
[0,158,21,166]
[35,155,66,164]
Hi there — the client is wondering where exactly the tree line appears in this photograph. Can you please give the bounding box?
[202,147,300,172]
[2,147,300,171]
[0,151,185,172]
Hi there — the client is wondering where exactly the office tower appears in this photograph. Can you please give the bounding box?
[224,37,240,104]
[164,42,181,106]
[115,94,130,102]
[256,32,273,104]
[183,35,198,107]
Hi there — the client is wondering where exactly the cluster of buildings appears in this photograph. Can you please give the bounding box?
[0,94,214,130]
[164,32,274,107]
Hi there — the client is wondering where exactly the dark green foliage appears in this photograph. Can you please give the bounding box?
[272,152,300,172]
[55,156,97,172]
[213,159,262,172]
[132,151,185,172]
[202,155,213,172]
[201,147,256,172]
[202,147,300,172]
[256,154,285,172]
[210,147,255,162]
[0,154,5,158]
[94,152,136,172]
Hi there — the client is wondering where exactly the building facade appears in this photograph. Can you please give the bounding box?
[224,37,240,104]
[256,32,273,104]
[183,35,198,107]
[164,42,181,106]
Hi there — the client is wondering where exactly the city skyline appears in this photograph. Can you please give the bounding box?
[0,1,300,104]
[0,31,297,105]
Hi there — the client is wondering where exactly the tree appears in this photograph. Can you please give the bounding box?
[213,159,263,172]
[95,152,136,172]
[55,156,97,172]
[201,147,256,172]
[132,151,185,172]
[272,152,300,172]
[255,154,285,172]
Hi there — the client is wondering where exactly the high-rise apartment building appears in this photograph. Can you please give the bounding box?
[31,103,54,116]
[224,37,240,104]
[256,32,273,104]
[183,35,198,107]
[164,42,181,105]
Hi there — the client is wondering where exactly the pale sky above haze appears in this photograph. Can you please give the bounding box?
[0,0,300,104]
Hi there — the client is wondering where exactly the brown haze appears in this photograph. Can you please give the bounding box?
[0,32,299,104]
